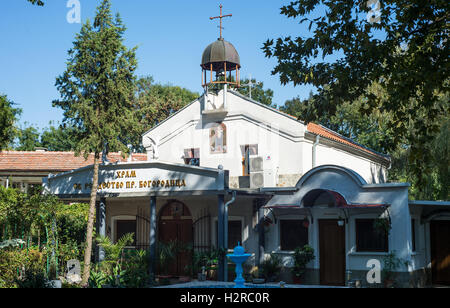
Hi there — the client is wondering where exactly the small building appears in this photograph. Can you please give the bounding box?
[0,149,147,193]
[41,14,450,287]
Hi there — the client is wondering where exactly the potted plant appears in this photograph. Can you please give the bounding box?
[156,241,177,279]
[250,266,265,284]
[260,253,283,282]
[292,245,315,284]
[188,251,207,281]
[382,251,409,288]
[204,248,226,280]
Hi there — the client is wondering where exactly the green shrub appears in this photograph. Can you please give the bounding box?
[260,253,283,282]
[292,245,315,279]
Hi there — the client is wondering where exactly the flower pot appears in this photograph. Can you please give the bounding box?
[293,276,302,284]
[252,278,265,284]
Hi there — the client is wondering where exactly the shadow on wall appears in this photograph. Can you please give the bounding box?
[370,163,387,184]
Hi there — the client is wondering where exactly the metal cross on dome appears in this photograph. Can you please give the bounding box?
[210,4,232,39]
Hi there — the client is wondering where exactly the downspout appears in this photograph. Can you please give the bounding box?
[312,135,321,168]
[224,190,237,282]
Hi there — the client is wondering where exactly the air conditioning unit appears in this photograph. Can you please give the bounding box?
[250,157,264,188]
[250,157,263,173]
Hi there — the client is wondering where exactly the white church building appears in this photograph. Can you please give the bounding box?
[43,21,450,287]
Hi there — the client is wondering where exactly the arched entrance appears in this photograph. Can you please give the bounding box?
[302,189,346,286]
[158,200,193,277]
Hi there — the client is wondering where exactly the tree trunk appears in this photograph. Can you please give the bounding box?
[81,153,100,287]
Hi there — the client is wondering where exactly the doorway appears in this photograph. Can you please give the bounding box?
[319,219,346,286]
[158,200,193,277]
[430,220,450,285]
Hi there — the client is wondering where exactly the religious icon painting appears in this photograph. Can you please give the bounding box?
[210,123,227,154]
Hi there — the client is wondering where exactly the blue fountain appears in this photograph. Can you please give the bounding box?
[227,242,251,288]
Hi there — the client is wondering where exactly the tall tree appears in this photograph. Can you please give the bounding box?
[52,0,138,286]
[263,0,449,190]
[0,95,21,150]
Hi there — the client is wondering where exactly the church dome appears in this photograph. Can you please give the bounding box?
[201,38,240,71]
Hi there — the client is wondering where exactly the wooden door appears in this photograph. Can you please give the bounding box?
[158,201,193,277]
[319,220,346,286]
[430,221,450,285]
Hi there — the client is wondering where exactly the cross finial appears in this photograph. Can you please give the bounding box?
[241,74,256,99]
[210,4,232,40]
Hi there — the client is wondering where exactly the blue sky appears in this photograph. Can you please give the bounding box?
[1,0,318,131]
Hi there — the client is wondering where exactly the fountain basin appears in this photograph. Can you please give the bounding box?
[227,243,251,288]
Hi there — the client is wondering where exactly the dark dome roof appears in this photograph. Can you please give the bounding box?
[201,38,240,71]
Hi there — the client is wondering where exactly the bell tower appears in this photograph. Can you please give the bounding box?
[201,5,241,92]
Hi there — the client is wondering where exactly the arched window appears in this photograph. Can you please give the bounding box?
[210,123,227,154]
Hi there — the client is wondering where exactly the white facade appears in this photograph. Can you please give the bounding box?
[43,88,450,287]
[142,89,390,188]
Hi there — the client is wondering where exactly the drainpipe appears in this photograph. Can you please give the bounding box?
[224,190,237,282]
[312,135,321,168]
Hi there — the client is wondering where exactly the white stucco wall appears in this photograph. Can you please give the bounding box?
[265,166,413,275]
[142,90,389,187]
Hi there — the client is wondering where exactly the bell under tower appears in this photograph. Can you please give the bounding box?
[201,4,241,92]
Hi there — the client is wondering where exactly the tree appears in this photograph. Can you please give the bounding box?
[263,0,449,189]
[0,95,21,150]
[282,83,393,153]
[40,123,79,152]
[15,124,41,151]
[130,76,199,151]
[52,0,138,286]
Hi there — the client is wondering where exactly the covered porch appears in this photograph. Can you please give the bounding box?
[42,160,278,282]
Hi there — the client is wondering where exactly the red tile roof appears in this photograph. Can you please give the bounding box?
[0,151,148,172]
[307,123,389,161]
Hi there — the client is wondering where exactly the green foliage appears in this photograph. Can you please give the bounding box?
[0,94,21,150]
[0,248,48,288]
[15,123,41,151]
[131,76,199,151]
[382,251,410,285]
[264,0,450,191]
[0,187,89,287]
[27,0,44,6]
[52,0,139,285]
[156,241,177,275]
[53,0,138,159]
[88,265,109,288]
[260,253,283,282]
[89,236,150,288]
[40,123,79,152]
[237,78,275,107]
[389,114,450,200]
[121,249,150,288]
[292,245,315,278]
[16,268,51,288]
[96,233,134,264]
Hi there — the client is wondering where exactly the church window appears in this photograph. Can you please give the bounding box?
[355,219,388,252]
[184,148,200,166]
[280,219,309,251]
